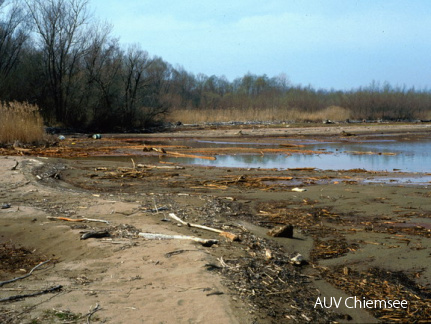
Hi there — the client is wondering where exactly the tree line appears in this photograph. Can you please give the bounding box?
[1,0,430,132]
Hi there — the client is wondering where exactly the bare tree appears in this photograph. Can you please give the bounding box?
[24,0,92,123]
[0,0,29,95]
[84,35,123,129]
[121,45,151,126]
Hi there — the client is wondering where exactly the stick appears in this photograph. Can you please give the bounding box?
[47,216,109,224]
[138,232,218,247]
[86,303,101,324]
[11,160,19,170]
[82,218,110,224]
[0,285,62,302]
[136,164,185,170]
[0,260,51,287]
[168,213,240,241]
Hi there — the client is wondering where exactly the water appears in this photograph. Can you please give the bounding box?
[152,138,431,173]
[92,136,431,173]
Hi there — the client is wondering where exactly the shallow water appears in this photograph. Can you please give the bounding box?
[92,136,431,174]
[154,138,431,173]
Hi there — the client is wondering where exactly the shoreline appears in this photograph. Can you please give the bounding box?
[1,124,430,323]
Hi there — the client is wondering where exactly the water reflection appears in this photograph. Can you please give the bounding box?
[156,153,427,172]
[91,137,431,173]
[155,138,431,173]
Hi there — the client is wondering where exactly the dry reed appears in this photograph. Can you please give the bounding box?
[0,101,45,144]
[168,105,351,124]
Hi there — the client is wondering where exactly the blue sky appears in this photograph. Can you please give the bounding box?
[90,0,431,90]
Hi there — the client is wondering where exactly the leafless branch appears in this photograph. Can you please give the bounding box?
[0,260,51,287]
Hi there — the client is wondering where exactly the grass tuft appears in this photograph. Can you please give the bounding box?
[0,101,45,145]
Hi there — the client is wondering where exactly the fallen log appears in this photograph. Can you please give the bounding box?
[138,232,218,247]
[168,213,240,241]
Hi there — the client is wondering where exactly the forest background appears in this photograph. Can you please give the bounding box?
[1,0,431,134]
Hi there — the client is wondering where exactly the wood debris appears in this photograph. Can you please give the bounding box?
[0,260,51,287]
[321,266,431,323]
[138,232,218,247]
[267,224,294,238]
[47,216,109,224]
[0,285,63,302]
[80,230,110,240]
[168,213,240,241]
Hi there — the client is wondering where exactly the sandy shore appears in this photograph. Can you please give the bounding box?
[0,157,244,323]
[1,123,430,323]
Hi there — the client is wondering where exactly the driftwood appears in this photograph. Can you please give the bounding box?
[166,151,217,161]
[267,225,294,238]
[47,216,110,224]
[0,260,51,287]
[148,147,216,161]
[150,147,166,153]
[287,167,316,171]
[0,285,62,302]
[81,230,110,240]
[138,232,218,247]
[136,163,184,170]
[12,141,31,153]
[168,213,240,241]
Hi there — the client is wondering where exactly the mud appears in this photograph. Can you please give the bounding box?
[1,123,430,323]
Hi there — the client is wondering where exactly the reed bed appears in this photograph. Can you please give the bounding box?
[168,106,351,124]
[0,101,45,144]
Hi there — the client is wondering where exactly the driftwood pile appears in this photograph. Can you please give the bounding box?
[322,266,431,323]
[229,199,431,322]
[210,231,340,322]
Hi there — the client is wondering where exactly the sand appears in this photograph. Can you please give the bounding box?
[1,123,430,323]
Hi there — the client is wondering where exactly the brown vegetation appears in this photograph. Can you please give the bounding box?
[168,105,351,124]
[0,101,45,144]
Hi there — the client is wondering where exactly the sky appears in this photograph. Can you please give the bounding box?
[90,0,431,90]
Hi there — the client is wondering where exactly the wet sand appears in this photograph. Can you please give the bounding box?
[0,123,430,323]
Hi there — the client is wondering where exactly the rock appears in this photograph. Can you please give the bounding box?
[267,224,294,238]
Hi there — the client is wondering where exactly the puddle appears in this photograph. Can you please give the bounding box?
[364,176,431,185]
